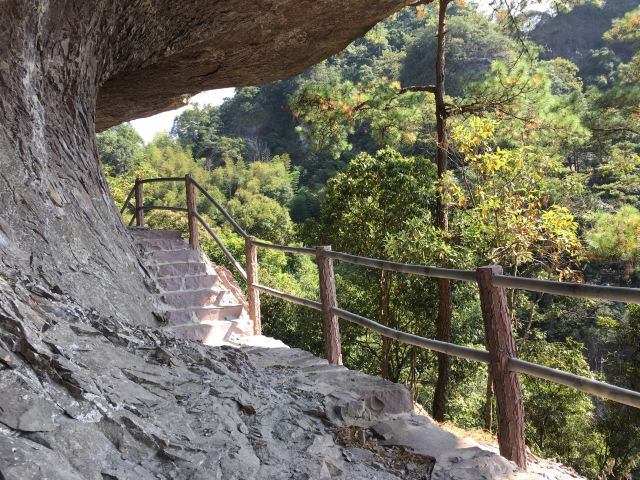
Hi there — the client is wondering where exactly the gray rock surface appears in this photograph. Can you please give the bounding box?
[0,272,584,479]
[1,1,413,328]
[0,4,586,479]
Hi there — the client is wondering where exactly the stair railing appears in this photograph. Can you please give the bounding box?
[120,175,640,469]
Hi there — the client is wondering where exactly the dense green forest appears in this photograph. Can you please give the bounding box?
[99,1,640,477]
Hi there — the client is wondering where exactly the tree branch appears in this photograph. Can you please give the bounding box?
[399,85,437,95]
[407,0,435,7]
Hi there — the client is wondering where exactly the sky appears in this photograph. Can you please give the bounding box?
[131,88,235,143]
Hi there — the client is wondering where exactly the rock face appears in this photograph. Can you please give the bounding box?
[0,273,584,479]
[95,0,416,131]
[0,3,586,478]
[0,0,413,326]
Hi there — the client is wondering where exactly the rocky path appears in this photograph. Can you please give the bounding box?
[0,271,582,479]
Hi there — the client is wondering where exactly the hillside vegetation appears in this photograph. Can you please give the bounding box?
[99,1,640,477]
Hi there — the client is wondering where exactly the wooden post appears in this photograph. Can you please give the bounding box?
[134,179,144,227]
[316,246,342,365]
[245,236,261,335]
[476,265,527,469]
[185,174,200,250]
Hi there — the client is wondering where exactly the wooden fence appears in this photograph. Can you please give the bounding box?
[121,175,640,469]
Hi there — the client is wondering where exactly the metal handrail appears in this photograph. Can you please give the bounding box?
[251,240,316,256]
[120,186,136,215]
[137,176,185,184]
[254,283,322,311]
[325,250,477,282]
[493,275,640,304]
[332,307,491,364]
[331,307,640,408]
[508,358,640,408]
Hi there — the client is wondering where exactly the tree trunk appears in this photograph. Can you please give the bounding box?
[432,0,453,422]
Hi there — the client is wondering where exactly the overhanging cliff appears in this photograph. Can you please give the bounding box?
[0,0,412,323]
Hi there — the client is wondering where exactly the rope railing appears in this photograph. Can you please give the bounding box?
[121,175,640,469]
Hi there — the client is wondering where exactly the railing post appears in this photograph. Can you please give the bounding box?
[185,174,200,250]
[476,265,527,469]
[316,246,342,365]
[134,179,144,227]
[245,236,261,335]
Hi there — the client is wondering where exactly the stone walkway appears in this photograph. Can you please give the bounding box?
[0,271,582,479]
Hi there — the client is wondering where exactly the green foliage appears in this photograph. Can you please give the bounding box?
[586,205,640,274]
[520,332,605,477]
[320,147,439,258]
[97,124,143,175]
[291,78,427,159]
[604,5,640,43]
[451,118,583,278]
[401,5,517,97]
[599,305,640,478]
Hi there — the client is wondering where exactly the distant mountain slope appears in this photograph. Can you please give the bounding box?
[530,0,640,83]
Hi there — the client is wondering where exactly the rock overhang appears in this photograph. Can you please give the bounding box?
[95,0,415,131]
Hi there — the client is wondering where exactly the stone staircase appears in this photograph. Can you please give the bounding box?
[129,227,254,345]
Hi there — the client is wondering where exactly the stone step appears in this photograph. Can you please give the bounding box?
[129,228,182,240]
[147,248,202,264]
[163,323,216,343]
[161,289,227,309]
[158,274,220,292]
[154,262,207,277]
[166,304,245,324]
[135,238,190,252]
[164,319,250,345]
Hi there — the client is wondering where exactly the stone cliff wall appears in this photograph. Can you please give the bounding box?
[0,0,412,323]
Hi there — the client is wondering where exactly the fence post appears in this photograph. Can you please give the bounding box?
[476,265,527,469]
[134,179,144,227]
[185,174,200,250]
[245,236,261,335]
[316,246,342,365]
